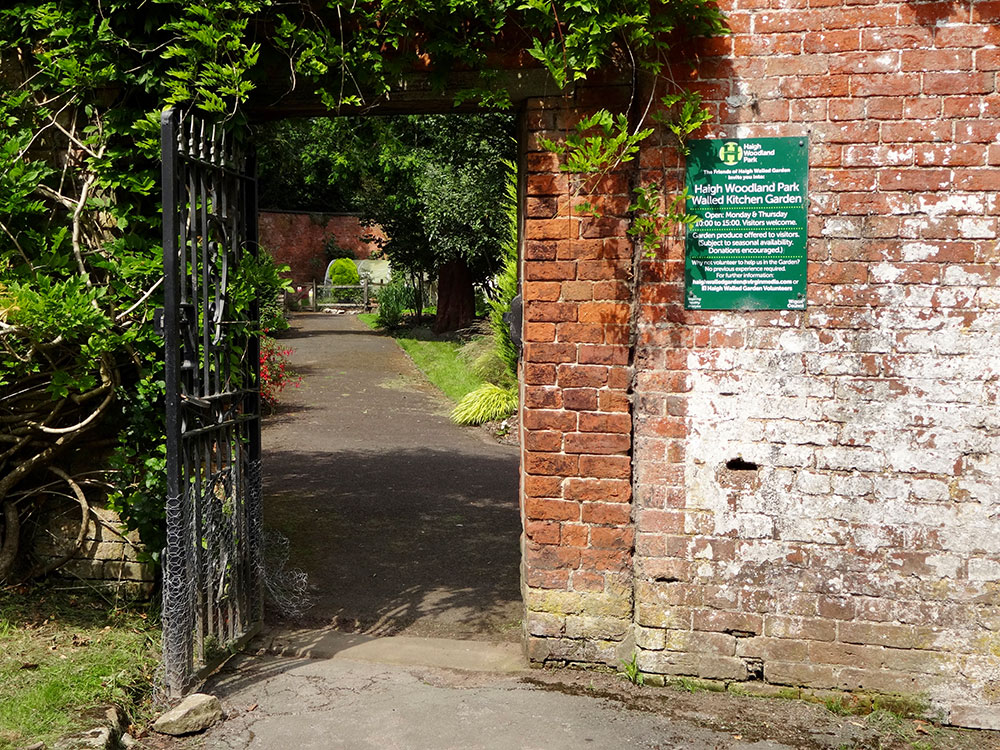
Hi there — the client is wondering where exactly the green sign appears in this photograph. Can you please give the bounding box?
[684,137,809,310]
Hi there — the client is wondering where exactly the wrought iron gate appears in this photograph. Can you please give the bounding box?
[160,108,263,696]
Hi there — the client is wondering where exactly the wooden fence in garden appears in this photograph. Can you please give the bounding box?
[284,279,385,312]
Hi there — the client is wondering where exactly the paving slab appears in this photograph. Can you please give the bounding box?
[179,652,801,750]
[259,627,527,672]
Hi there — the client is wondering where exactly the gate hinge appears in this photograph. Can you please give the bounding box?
[502,293,523,356]
[153,304,194,337]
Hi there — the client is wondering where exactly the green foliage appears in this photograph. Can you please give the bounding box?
[628,183,699,259]
[256,252,293,332]
[541,111,652,175]
[324,257,361,303]
[450,383,518,425]
[375,276,416,329]
[106,375,168,560]
[0,0,727,574]
[653,92,715,155]
[620,652,645,686]
[261,292,290,334]
[447,163,521,426]
[324,237,356,262]
[824,695,856,716]
[393,334,484,404]
[488,163,521,382]
[517,0,727,89]
[353,114,517,330]
[258,119,367,212]
[259,335,300,408]
[326,257,360,286]
[460,336,516,390]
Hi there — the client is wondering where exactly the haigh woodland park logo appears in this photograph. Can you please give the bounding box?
[718,141,743,165]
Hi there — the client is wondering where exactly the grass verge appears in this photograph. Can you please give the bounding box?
[0,583,160,750]
[357,313,485,403]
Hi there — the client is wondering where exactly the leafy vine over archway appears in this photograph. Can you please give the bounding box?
[0,0,727,580]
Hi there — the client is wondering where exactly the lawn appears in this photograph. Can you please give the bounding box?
[357,313,485,403]
[0,584,160,750]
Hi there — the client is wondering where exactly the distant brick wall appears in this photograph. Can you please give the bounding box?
[259,211,385,283]
[518,0,1000,730]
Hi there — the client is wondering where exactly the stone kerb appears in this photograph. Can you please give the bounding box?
[519,92,638,667]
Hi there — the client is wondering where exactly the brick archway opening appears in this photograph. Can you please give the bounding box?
[246,77,640,666]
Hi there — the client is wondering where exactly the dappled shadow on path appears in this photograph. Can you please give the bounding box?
[261,447,522,641]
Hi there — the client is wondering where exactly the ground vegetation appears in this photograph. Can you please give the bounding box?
[0,585,159,750]
[451,163,520,424]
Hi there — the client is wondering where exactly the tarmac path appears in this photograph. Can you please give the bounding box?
[258,312,523,641]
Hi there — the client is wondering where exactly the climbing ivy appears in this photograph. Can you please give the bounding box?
[0,0,727,575]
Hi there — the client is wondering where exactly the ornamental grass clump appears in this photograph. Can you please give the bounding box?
[375,276,415,329]
[451,382,519,425]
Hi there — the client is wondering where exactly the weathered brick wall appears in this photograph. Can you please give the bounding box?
[259,211,385,282]
[34,503,155,597]
[628,0,1000,729]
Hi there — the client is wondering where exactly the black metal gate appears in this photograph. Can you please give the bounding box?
[160,107,263,696]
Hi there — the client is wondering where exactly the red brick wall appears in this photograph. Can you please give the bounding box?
[629,0,1000,729]
[520,91,638,666]
[517,0,1000,730]
[259,211,385,282]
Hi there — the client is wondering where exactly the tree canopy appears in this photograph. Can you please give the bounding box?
[257,118,363,212]
[258,112,516,331]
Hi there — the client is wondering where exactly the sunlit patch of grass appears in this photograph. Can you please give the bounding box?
[357,313,487,403]
[0,584,160,750]
[394,332,484,403]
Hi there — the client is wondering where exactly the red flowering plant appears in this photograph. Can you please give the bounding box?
[259,333,301,410]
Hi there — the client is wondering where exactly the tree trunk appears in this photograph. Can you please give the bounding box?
[433,258,475,334]
[416,272,424,325]
[411,271,423,325]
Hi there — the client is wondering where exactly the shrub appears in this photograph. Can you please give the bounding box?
[375,277,414,329]
[257,251,293,332]
[260,335,300,408]
[325,257,361,303]
[326,257,360,285]
[459,331,516,389]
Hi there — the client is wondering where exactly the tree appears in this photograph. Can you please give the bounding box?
[257,113,516,332]
[356,114,516,332]
[257,118,364,212]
